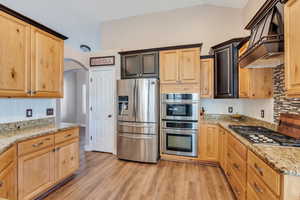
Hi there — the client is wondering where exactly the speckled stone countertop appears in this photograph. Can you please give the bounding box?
[0,118,79,154]
[201,115,300,176]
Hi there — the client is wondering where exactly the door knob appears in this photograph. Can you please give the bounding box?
[108,114,112,118]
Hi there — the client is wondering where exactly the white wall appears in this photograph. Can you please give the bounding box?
[61,71,77,123]
[100,4,247,54]
[201,98,274,123]
[76,70,88,126]
[0,99,55,123]
[242,0,267,27]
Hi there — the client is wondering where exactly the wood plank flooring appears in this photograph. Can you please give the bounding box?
[42,129,234,200]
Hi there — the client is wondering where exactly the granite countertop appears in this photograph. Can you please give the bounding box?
[0,122,79,154]
[201,117,300,176]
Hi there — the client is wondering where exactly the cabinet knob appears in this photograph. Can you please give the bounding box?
[0,180,3,187]
[27,90,31,95]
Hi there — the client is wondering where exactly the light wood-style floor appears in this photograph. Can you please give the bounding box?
[43,129,234,200]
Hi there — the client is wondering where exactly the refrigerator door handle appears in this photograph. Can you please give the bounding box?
[133,80,136,118]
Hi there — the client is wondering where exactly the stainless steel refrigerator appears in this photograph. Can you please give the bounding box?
[117,78,159,163]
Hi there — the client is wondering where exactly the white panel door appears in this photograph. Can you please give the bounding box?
[90,68,115,153]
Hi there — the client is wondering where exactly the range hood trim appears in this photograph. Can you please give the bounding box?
[239,0,284,69]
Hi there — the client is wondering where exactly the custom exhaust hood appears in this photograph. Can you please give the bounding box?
[239,0,284,68]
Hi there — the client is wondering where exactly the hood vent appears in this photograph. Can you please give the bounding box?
[239,0,284,68]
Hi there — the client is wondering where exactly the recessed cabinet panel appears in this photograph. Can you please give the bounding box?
[122,54,140,78]
[55,140,79,182]
[214,46,234,98]
[179,48,200,84]
[160,50,179,84]
[31,27,64,98]
[140,52,159,77]
[285,0,300,97]
[0,11,30,97]
[200,58,214,98]
[0,163,17,200]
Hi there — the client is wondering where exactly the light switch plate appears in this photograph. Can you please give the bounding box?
[26,109,32,118]
[228,106,233,113]
[46,108,54,116]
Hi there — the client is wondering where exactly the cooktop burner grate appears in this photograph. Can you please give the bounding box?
[229,125,300,147]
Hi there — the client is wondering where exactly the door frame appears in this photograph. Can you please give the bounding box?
[89,66,117,154]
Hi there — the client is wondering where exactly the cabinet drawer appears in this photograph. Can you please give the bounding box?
[0,146,15,173]
[227,147,247,187]
[55,128,79,144]
[228,134,247,159]
[248,151,281,196]
[247,168,279,200]
[18,135,54,156]
[227,166,246,200]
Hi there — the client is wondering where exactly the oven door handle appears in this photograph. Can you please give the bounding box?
[162,129,198,135]
[162,101,199,105]
[119,133,154,140]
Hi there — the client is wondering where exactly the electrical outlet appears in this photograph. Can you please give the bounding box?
[228,106,233,113]
[26,109,32,118]
[261,110,265,118]
[46,108,54,116]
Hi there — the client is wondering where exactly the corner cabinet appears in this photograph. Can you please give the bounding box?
[211,38,244,98]
[0,7,66,98]
[284,0,300,97]
[200,57,214,98]
[121,51,159,79]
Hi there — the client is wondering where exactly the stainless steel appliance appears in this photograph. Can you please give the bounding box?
[117,78,159,163]
[229,125,300,147]
[161,93,199,121]
[161,121,198,157]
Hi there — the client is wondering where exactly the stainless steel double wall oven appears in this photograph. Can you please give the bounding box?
[161,93,200,157]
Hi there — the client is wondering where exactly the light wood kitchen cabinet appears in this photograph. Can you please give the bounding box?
[284,0,300,97]
[238,41,273,99]
[18,144,55,200]
[0,11,31,97]
[31,27,64,98]
[160,48,200,85]
[0,146,17,200]
[199,124,219,162]
[55,138,79,182]
[219,128,228,172]
[200,57,214,98]
[239,68,273,98]
[0,7,66,98]
[18,128,79,200]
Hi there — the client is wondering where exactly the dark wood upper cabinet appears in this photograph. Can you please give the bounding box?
[121,52,159,79]
[211,38,244,98]
[122,54,140,78]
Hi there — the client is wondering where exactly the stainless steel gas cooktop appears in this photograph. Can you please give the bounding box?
[229,125,300,147]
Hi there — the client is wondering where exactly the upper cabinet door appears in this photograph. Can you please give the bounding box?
[200,58,214,98]
[31,27,64,98]
[0,11,31,97]
[140,52,159,78]
[121,54,140,79]
[159,50,179,84]
[214,45,237,98]
[179,48,200,84]
[285,0,300,97]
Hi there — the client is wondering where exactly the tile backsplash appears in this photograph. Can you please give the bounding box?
[0,99,56,123]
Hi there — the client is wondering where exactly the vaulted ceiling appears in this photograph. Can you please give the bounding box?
[0,0,248,51]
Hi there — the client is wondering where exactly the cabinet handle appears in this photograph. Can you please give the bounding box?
[70,156,74,161]
[32,91,37,95]
[254,163,264,176]
[27,90,31,95]
[65,134,72,138]
[0,180,3,187]
[32,142,44,147]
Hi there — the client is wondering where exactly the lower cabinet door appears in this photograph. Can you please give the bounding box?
[55,139,79,182]
[18,147,55,200]
[199,124,219,161]
[0,163,17,200]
